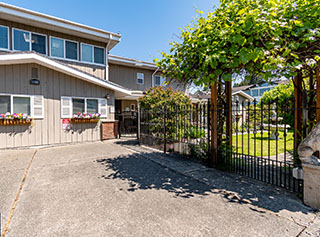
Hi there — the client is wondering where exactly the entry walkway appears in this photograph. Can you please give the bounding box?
[0,139,319,236]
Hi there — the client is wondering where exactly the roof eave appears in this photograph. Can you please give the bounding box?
[0,53,131,96]
[0,3,121,49]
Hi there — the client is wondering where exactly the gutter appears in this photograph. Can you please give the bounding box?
[105,35,111,81]
[151,67,159,87]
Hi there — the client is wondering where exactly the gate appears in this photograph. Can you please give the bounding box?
[116,111,138,137]
[139,100,318,195]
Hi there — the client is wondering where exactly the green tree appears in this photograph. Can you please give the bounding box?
[156,0,320,86]
[139,87,192,141]
[139,87,192,111]
[259,81,294,126]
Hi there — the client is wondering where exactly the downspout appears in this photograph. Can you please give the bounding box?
[151,67,159,87]
[105,34,112,81]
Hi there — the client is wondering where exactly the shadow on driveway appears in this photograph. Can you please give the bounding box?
[97,153,213,199]
[97,139,316,222]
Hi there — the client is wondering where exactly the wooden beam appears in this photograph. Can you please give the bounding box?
[294,72,303,165]
[316,63,320,122]
[210,82,218,167]
[226,81,232,147]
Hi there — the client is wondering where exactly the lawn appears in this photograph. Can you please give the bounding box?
[232,131,294,157]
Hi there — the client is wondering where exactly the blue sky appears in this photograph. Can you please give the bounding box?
[2,0,219,62]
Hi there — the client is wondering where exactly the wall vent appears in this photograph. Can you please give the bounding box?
[31,67,39,79]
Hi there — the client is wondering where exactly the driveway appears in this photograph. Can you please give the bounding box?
[0,139,319,236]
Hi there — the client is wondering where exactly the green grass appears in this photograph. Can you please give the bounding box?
[232,131,294,157]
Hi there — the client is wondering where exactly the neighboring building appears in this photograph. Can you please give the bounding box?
[0,3,185,149]
[190,89,254,125]
[234,80,289,102]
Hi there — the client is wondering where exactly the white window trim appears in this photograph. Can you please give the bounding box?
[80,42,105,66]
[49,36,79,62]
[0,93,44,119]
[12,28,47,55]
[0,25,10,51]
[137,73,144,85]
[61,96,107,118]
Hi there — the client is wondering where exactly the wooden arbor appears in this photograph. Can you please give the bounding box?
[209,63,320,167]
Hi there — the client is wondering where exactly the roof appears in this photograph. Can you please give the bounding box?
[189,91,210,100]
[0,52,131,97]
[232,84,255,92]
[275,79,290,85]
[190,90,254,101]
[0,2,121,50]
[108,55,158,70]
[232,91,254,101]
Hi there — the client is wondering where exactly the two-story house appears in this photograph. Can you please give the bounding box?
[108,54,188,113]
[0,3,186,149]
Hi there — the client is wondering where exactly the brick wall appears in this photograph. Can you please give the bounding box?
[101,121,119,140]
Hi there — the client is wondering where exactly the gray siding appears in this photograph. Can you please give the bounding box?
[109,64,153,91]
[0,64,115,149]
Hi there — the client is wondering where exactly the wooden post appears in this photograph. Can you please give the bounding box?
[210,82,218,167]
[226,81,232,147]
[294,72,303,165]
[316,63,320,122]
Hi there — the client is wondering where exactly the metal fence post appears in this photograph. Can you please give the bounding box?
[164,105,167,154]
[137,103,141,143]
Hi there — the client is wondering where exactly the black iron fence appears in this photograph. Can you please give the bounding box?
[139,99,318,195]
[115,111,138,137]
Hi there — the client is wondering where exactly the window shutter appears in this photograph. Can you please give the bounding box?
[61,97,72,118]
[32,95,44,119]
[99,99,108,118]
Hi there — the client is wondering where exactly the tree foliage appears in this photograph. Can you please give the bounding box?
[139,87,192,140]
[139,87,192,110]
[259,81,295,126]
[156,0,320,86]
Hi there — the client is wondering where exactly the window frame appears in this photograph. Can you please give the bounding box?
[0,25,10,51]
[0,93,44,118]
[64,96,102,116]
[80,42,105,66]
[137,72,144,85]
[49,36,79,62]
[12,28,47,55]
[154,75,161,86]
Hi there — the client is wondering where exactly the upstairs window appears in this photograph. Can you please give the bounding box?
[154,75,161,86]
[137,73,144,85]
[13,29,47,55]
[81,43,105,65]
[251,89,258,97]
[50,37,64,58]
[0,26,9,50]
[50,37,78,60]
[13,29,29,51]
[259,87,271,96]
[81,44,93,63]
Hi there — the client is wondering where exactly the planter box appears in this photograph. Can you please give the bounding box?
[71,118,99,124]
[0,119,32,126]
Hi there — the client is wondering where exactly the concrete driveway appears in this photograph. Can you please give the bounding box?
[0,139,319,236]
